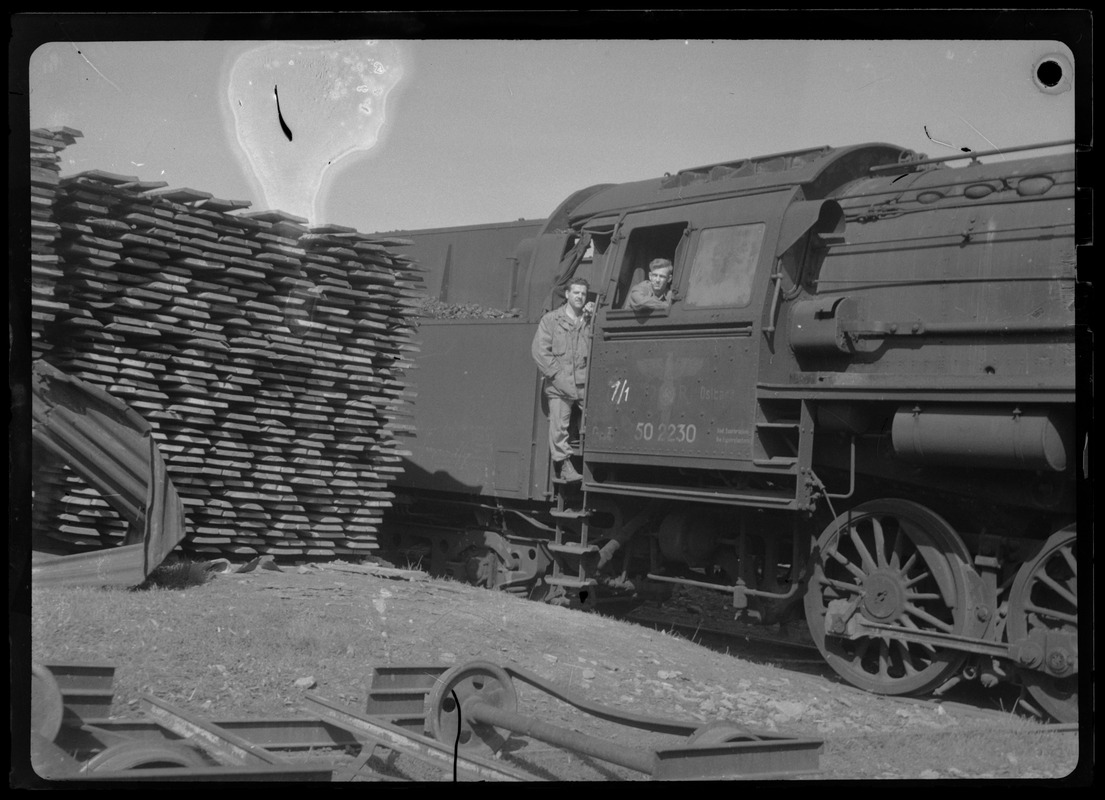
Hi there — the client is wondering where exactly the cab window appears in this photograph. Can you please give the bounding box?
[610,222,687,309]
[684,223,765,309]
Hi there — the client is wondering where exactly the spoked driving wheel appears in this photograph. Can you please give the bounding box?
[804,499,974,695]
[1007,525,1078,722]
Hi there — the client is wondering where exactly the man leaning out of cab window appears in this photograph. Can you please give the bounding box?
[627,258,674,311]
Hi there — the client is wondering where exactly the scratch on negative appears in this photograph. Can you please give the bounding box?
[71,43,122,93]
[957,115,1005,160]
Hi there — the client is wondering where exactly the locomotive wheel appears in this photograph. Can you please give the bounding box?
[1007,525,1078,722]
[426,660,518,754]
[803,499,972,696]
[458,545,503,588]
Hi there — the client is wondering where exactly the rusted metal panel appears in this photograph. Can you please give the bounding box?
[31,360,186,587]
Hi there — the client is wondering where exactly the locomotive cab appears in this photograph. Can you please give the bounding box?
[583,188,836,512]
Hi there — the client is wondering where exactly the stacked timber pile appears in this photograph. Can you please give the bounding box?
[29,127,85,550]
[29,127,82,361]
[30,127,422,561]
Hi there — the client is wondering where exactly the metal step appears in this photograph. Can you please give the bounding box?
[547,542,599,556]
[545,575,598,589]
[751,456,798,467]
[550,507,589,520]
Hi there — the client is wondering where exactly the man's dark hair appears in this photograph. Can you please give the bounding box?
[565,277,590,293]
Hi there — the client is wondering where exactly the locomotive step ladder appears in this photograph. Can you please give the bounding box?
[546,486,598,601]
[751,421,800,467]
[545,403,598,601]
[751,399,808,469]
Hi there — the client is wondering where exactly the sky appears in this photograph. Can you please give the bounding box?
[21,20,1081,236]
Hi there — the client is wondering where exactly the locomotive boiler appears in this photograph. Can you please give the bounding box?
[380,141,1081,722]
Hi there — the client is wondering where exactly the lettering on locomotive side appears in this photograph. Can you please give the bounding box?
[714,426,752,446]
[608,377,630,405]
[700,386,737,403]
[633,421,698,443]
[589,424,616,443]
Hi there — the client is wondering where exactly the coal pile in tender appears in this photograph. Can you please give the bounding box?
[30,127,423,562]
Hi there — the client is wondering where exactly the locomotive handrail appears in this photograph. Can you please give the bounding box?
[763,270,783,334]
[602,321,753,340]
[813,437,856,501]
[816,274,1075,288]
[844,319,1075,339]
[868,139,1075,173]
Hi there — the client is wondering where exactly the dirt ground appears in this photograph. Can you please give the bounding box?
[25,558,1084,783]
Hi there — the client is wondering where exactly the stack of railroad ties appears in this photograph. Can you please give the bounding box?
[28,127,423,564]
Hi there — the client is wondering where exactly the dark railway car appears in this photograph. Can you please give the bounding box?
[381,142,1080,722]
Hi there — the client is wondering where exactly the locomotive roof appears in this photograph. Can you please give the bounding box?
[567,142,916,224]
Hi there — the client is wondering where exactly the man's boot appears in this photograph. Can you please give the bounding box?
[559,459,583,483]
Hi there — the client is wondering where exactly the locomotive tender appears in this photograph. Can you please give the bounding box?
[382,141,1080,722]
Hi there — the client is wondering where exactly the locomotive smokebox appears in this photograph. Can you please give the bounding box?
[891,406,1072,472]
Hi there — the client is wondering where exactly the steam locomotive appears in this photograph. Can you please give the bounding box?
[380,141,1081,722]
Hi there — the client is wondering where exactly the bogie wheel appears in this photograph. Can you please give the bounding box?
[82,740,210,772]
[31,663,64,743]
[804,499,974,695]
[458,546,504,588]
[426,661,518,754]
[1007,525,1078,722]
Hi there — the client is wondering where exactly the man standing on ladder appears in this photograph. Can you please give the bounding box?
[531,277,594,483]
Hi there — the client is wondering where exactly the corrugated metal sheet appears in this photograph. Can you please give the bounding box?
[31,360,186,587]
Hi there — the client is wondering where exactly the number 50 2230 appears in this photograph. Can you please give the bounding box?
[634,422,697,443]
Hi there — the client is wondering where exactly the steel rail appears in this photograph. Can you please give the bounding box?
[464,698,657,774]
[72,763,334,782]
[139,695,285,766]
[459,695,823,780]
